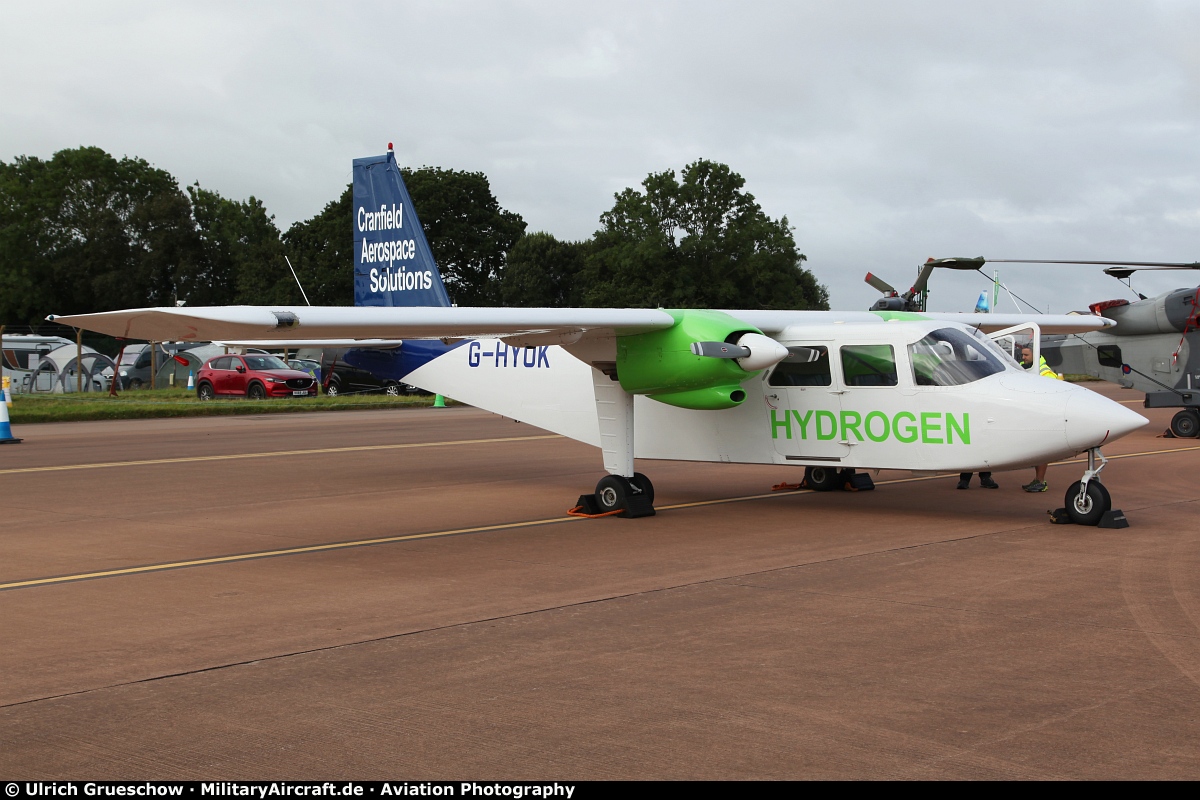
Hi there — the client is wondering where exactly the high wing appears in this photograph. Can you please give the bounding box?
[48,305,1113,342]
[47,306,677,343]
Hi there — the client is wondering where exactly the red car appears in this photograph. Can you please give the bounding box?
[196,354,318,400]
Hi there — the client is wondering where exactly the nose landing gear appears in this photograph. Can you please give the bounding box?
[1053,447,1128,528]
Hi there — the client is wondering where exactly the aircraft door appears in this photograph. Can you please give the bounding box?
[766,344,849,463]
[836,343,903,462]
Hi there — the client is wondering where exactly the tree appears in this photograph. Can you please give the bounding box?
[282,185,353,306]
[186,184,286,306]
[401,167,526,306]
[500,232,588,307]
[0,146,200,323]
[582,159,828,310]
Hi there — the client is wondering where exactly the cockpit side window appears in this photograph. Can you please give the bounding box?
[841,345,898,387]
[910,327,1006,386]
[768,345,831,386]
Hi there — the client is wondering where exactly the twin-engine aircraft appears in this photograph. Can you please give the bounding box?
[48,148,1146,527]
[51,303,1144,525]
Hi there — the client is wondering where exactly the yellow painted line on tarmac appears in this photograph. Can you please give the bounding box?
[2,441,1198,593]
[0,434,563,476]
[0,515,587,591]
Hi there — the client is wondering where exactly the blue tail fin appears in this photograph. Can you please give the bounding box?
[353,146,452,307]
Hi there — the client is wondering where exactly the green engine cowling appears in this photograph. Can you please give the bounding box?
[615,309,763,410]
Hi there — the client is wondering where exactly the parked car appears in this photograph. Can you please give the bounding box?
[195,354,318,400]
[319,351,414,397]
[287,358,323,385]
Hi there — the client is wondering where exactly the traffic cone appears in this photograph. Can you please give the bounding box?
[432,394,446,408]
[187,371,195,390]
[0,388,22,444]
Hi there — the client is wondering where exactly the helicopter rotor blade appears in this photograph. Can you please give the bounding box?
[909,262,937,296]
[864,272,897,295]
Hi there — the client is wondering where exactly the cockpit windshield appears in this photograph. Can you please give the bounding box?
[909,327,1007,386]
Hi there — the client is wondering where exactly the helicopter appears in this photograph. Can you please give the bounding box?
[865,257,1200,438]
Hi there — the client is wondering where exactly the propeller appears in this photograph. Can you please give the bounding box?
[691,341,750,359]
[691,333,790,371]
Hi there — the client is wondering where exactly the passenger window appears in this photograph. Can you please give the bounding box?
[768,346,831,387]
[211,357,230,370]
[841,345,898,387]
[229,358,245,371]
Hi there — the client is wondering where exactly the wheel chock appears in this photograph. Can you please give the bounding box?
[1048,508,1072,524]
[620,494,656,518]
[574,494,603,515]
[1098,509,1129,529]
[847,473,875,491]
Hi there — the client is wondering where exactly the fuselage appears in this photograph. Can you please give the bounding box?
[404,319,1147,474]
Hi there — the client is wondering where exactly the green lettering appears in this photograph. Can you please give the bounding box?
[894,411,918,443]
[771,409,791,440]
[946,412,971,444]
[816,410,837,440]
[864,411,890,442]
[840,410,863,442]
[793,409,813,439]
[921,412,943,444]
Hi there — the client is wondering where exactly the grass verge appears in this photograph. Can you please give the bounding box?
[7,388,447,424]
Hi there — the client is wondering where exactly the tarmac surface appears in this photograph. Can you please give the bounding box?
[1,382,1198,779]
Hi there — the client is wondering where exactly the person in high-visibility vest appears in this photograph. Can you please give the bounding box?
[1020,346,1063,492]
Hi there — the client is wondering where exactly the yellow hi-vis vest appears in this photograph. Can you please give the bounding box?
[1038,355,1060,379]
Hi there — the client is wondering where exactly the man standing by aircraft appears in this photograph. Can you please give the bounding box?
[1020,344,1062,493]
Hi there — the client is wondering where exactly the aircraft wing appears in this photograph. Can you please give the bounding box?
[47,306,678,343]
[725,310,1115,335]
[918,312,1115,334]
[48,306,1114,342]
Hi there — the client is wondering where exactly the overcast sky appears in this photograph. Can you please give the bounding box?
[2,0,1198,312]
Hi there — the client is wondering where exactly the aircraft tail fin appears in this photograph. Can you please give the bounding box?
[353,145,452,307]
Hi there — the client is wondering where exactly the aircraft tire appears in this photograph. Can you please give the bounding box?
[805,466,841,492]
[630,472,655,504]
[1170,409,1199,438]
[595,475,633,513]
[1064,480,1111,526]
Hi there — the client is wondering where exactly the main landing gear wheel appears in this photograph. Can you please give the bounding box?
[1064,480,1111,526]
[595,475,633,513]
[1170,409,1199,438]
[805,465,841,492]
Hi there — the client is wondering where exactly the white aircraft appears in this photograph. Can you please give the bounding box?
[49,304,1145,525]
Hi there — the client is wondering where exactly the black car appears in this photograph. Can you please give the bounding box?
[318,350,418,397]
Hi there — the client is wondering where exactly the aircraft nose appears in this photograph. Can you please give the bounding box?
[1064,387,1148,450]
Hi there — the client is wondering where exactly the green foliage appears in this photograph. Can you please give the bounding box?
[0,147,200,323]
[1,147,822,323]
[282,185,353,306]
[582,159,827,310]
[186,183,287,305]
[401,167,526,306]
[500,232,588,307]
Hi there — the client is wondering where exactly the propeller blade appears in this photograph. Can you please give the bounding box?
[691,341,751,359]
[864,272,897,295]
[785,346,822,363]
